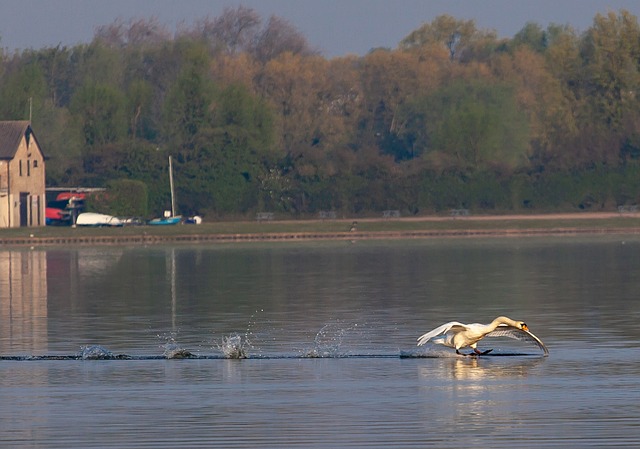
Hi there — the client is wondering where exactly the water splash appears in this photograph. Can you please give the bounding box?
[244,309,264,350]
[78,345,114,360]
[305,321,358,358]
[157,332,193,359]
[162,343,193,359]
[219,334,247,359]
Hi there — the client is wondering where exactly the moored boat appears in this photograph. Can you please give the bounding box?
[46,207,71,225]
[76,212,123,227]
[149,155,182,226]
[148,215,182,226]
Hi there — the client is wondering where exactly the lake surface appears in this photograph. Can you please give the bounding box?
[1,236,640,448]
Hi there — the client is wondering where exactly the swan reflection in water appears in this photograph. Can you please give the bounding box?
[417,316,549,356]
[416,356,546,435]
[418,354,546,382]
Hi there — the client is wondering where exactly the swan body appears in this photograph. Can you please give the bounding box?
[416,316,548,356]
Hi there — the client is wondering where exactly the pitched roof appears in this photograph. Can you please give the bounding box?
[0,121,44,160]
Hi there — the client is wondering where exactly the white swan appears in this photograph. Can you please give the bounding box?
[416,316,548,356]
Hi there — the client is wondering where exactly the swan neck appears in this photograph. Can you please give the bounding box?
[491,316,519,328]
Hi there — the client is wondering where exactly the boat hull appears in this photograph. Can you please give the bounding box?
[76,212,123,227]
[148,216,181,226]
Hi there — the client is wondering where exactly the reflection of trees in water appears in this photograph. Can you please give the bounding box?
[46,248,125,312]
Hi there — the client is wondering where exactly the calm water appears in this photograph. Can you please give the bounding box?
[1,236,640,448]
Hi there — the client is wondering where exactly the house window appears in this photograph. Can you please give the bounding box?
[19,160,23,176]
[33,160,38,168]
[27,160,31,176]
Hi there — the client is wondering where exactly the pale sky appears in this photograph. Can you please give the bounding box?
[2,0,640,57]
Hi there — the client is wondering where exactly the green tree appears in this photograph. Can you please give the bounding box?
[31,45,76,107]
[69,81,126,146]
[0,62,46,120]
[582,10,640,124]
[400,79,529,173]
[87,178,149,217]
[75,41,124,86]
[357,49,436,160]
[126,79,153,140]
[510,22,548,53]
[399,14,498,62]
[490,47,576,172]
[214,84,274,211]
[162,42,214,152]
[579,10,640,165]
[180,84,274,215]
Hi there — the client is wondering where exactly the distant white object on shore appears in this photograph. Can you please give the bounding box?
[76,212,123,227]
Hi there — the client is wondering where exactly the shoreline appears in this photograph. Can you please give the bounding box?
[2,212,640,247]
[3,228,640,247]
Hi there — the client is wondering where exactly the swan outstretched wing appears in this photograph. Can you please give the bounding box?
[486,324,549,355]
[417,321,467,346]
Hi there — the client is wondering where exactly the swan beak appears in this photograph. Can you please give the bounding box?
[521,324,529,331]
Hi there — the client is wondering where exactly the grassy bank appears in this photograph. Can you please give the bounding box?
[1,213,640,246]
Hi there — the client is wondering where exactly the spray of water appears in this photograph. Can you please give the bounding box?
[306,321,359,358]
[219,334,247,359]
[244,309,264,349]
[78,345,114,360]
[157,332,193,359]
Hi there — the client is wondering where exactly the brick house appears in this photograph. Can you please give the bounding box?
[0,121,46,228]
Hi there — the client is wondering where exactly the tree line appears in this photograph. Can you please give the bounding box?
[2,7,640,218]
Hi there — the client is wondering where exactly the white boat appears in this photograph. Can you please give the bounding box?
[76,212,123,227]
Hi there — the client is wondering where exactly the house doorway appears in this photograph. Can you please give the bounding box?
[20,192,28,227]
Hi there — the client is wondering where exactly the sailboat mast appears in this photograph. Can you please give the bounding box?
[169,155,176,217]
